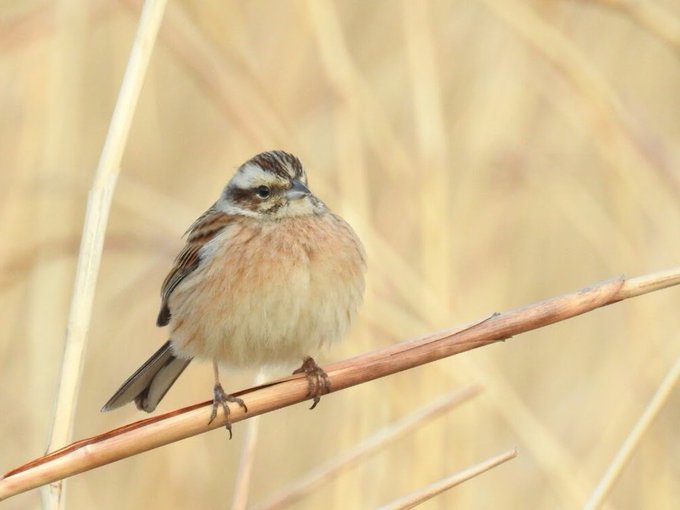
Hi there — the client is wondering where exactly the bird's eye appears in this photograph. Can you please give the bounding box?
[255,185,271,198]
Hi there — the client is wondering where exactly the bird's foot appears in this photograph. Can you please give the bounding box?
[208,382,248,439]
[293,356,331,410]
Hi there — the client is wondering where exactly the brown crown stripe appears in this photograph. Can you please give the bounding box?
[246,150,305,181]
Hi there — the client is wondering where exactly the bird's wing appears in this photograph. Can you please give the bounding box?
[157,206,235,326]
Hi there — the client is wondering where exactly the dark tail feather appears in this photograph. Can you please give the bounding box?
[101,340,192,413]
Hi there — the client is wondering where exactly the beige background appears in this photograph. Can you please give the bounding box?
[1,0,679,508]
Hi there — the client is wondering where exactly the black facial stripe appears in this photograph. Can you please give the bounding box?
[226,183,289,211]
[228,187,253,206]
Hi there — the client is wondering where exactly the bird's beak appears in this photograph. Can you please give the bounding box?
[287,179,310,201]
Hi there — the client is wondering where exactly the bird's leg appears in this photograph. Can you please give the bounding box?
[293,356,331,410]
[209,361,248,439]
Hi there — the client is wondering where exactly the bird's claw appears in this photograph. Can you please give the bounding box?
[293,356,331,410]
[209,382,247,439]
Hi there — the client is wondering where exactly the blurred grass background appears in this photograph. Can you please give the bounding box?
[1,0,679,508]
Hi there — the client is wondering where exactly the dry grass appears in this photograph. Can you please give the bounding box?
[1,0,679,509]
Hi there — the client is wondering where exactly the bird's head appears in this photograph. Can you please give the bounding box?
[218,151,326,220]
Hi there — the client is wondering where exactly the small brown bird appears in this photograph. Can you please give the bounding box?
[102,151,366,436]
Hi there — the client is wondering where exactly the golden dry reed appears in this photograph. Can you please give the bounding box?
[0,1,679,509]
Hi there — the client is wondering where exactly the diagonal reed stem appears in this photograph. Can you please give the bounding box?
[583,356,680,510]
[376,449,517,510]
[255,385,480,510]
[1,267,678,502]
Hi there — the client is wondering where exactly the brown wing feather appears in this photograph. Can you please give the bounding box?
[157,206,235,326]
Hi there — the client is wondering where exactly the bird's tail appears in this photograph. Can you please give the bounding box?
[101,340,192,413]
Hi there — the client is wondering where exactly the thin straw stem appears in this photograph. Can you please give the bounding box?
[256,385,480,510]
[377,449,517,510]
[42,1,167,508]
[583,356,680,510]
[231,371,268,510]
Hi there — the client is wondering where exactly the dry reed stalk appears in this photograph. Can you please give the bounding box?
[376,449,518,510]
[42,1,167,508]
[366,292,611,508]
[0,268,677,502]
[583,356,680,510]
[36,2,86,504]
[230,416,262,509]
[255,385,480,510]
[231,371,267,510]
[360,233,594,506]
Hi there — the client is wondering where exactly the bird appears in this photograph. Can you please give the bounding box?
[102,150,366,437]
